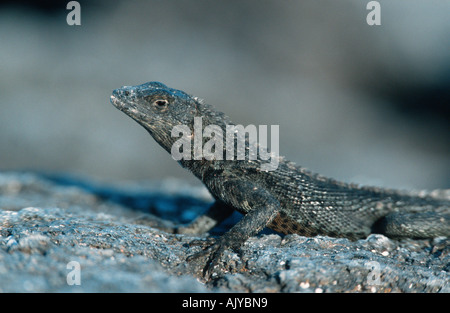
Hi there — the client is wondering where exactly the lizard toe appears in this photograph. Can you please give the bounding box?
[202,244,226,279]
[185,240,225,279]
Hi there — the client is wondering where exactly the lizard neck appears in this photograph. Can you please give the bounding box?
[176,101,273,177]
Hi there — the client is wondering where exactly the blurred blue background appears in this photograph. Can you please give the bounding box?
[1,0,449,190]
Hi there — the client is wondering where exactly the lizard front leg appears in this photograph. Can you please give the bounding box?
[188,179,281,278]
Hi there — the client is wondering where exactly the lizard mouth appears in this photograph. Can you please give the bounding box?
[110,94,128,109]
[110,90,133,110]
[110,94,120,107]
[110,94,133,113]
[110,95,127,114]
[110,92,147,127]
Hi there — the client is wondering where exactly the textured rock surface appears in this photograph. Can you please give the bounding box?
[0,172,448,292]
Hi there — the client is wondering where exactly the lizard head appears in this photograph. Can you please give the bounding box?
[110,81,199,152]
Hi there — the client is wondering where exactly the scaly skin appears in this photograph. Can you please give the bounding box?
[110,81,450,278]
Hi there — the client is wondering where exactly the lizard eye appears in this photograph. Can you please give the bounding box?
[153,99,169,109]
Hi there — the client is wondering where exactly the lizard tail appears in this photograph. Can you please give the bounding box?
[372,210,450,238]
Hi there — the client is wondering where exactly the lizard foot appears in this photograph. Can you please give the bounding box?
[186,239,226,279]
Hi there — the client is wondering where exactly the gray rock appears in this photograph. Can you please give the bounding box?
[0,172,448,292]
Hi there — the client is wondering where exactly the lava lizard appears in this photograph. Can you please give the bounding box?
[110,81,450,277]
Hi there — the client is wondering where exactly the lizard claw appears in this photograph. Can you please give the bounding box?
[186,239,225,279]
[202,245,225,279]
